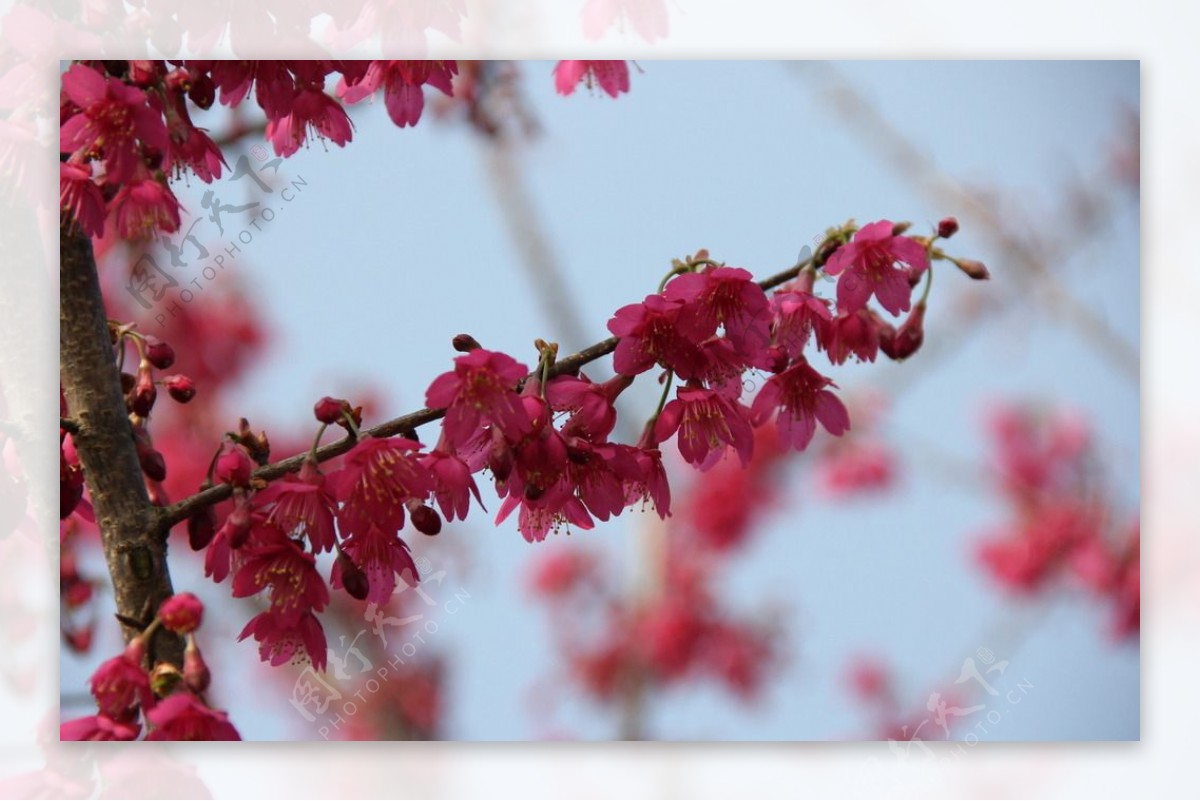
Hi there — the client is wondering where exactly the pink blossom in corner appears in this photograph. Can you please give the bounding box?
[59,63,168,183]
[751,358,850,452]
[823,220,929,316]
[554,60,631,98]
[239,609,328,671]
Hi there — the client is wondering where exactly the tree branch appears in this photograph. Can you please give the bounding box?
[60,222,183,667]
[156,255,814,531]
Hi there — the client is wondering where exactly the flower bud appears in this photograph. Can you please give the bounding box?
[314,396,348,425]
[337,551,370,601]
[184,637,211,693]
[164,374,196,403]
[937,217,959,239]
[452,333,482,352]
[150,663,183,698]
[143,336,175,369]
[138,447,167,482]
[187,505,217,551]
[953,258,990,280]
[411,504,442,536]
[129,370,157,417]
[159,592,204,634]
[215,445,253,487]
[880,303,926,361]
[188,74,216,109]
[225,502,253,550]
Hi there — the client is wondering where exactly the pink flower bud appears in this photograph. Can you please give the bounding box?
[411,504,442,536]
[138,447,167,482]
[184,638,211,693]
[164,374,196,403]
[143,336,175,369]
[188,74,215,110]
[215,445,253,487]
[187,506,217,551]
[954,258,990,280]
[159,592,204,634]
[336,551,370,601]
[129,370,157,417]
[452,333,482,352]
[880,304,926,361]
[313,396,347,425]
[937,216,959,239]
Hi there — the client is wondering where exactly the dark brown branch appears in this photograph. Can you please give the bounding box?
[60,222,183,667]
[156,254,813,532]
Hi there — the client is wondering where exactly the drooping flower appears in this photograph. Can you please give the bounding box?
[338,60,458,128]
[331,436,434,538]
[419,449,482,522]
[266,85,354,157]
[624,445,671,518]
[332,524,420,603]
[654,385,755,469]
[823,220,930,316]
[664,266,772,360]
[59,63,169,183]
[425,349,530,449]
[231,535,330,621]
[816,308,887,365]
[545,373,630,441]
[554,60,631,98]
[145,693,241,741]
[108,177,182,240]
[496,481,595,544]
[60,162,106,237]
[88,641,152,720]
[171,125,226,183]
[608,294,704,379]
[751,358,850,452]
[239,609,328,670]
[770,288,832,359]
[255,458,337,553]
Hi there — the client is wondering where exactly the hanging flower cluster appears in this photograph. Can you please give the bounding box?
[61,593,240,741]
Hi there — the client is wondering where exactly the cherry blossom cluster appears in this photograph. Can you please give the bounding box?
[61,593,241,741]
[172,215,986,675]
[975,404,1139,638]
[60,59,630,241]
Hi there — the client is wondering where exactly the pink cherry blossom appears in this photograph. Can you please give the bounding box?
[425,349,530,449]
[823,220,929,316]
[332,524,421,603]
[338,60,458,128]
[608,294,704,379]
[654,385,755,469]
[145,693,241,741]
[59,63,168,184]
[751,358,850,452]
[331,436,434,538]
[554,60,631,98]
